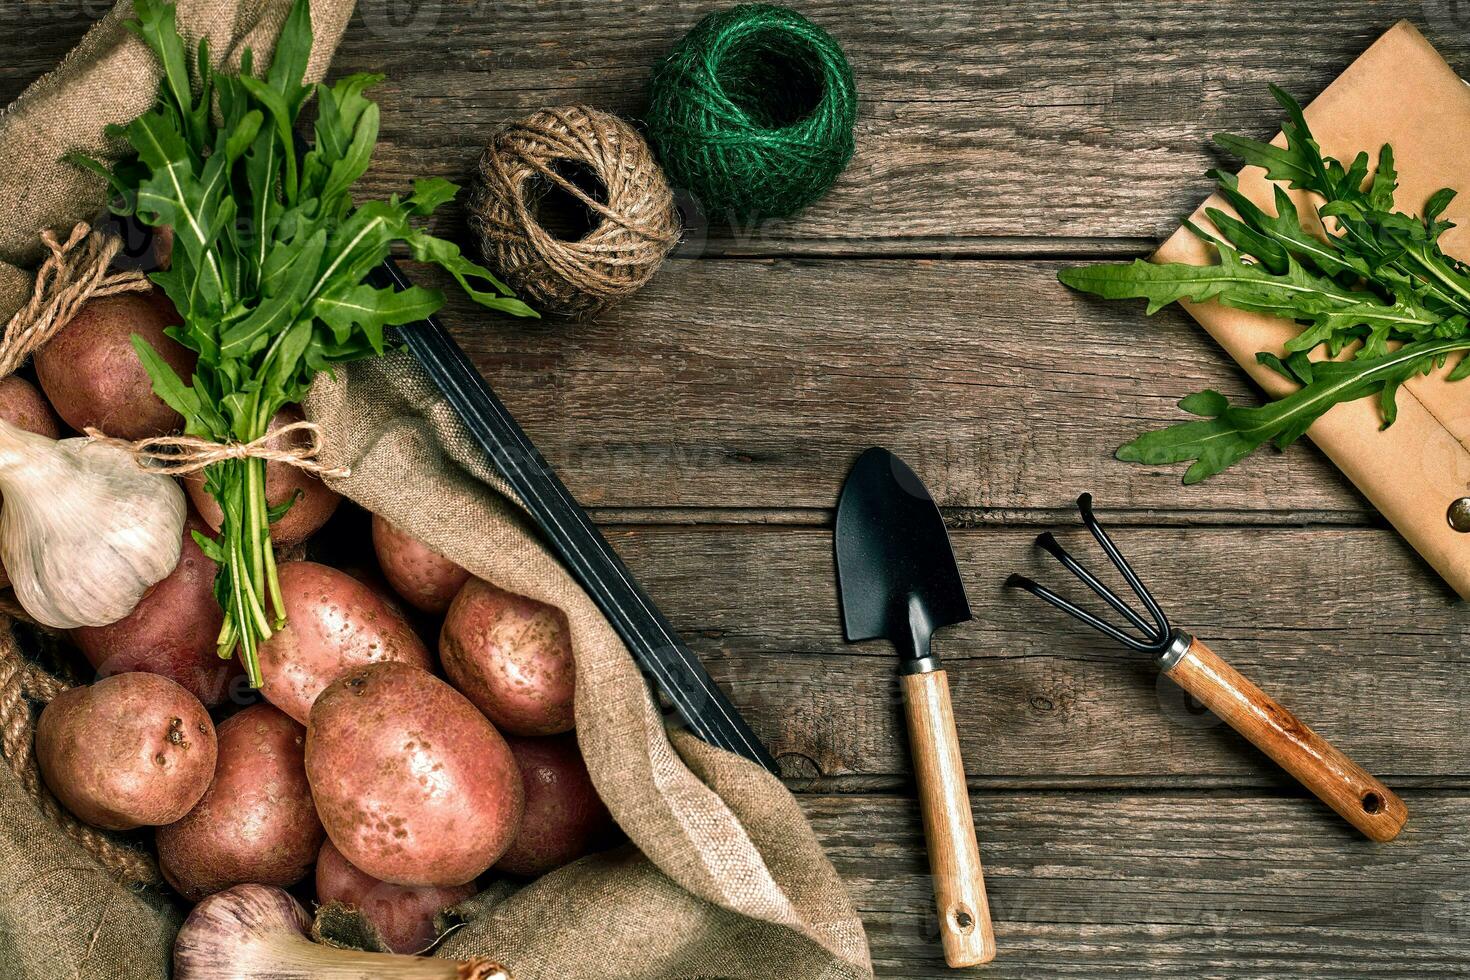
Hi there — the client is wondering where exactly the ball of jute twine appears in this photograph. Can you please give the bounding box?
[468,105,680,319]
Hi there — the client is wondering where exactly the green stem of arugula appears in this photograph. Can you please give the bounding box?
[230,420,280,686]
[251,338,292,630]
[239,553,272,637]
[216,328,297,683]
[1239,336,1470,441]
[245,453,267,598]
[1404,247,1470,314]
[263,525,285,630]
[226,533,263,687]
[1310,200,1470,321]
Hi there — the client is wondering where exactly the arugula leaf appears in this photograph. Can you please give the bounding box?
[1057,247,1437,336]
[1119,338,1470,483]
[1059,84,1470,484]
[313,283,444,352]
[74,0,538,688]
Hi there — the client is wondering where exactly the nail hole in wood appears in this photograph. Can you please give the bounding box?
[950,908,974,931]
[1361,792,1383,814]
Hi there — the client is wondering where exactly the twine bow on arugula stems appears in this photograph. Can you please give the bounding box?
[1059,85,1470,484]
[68,0,537,687]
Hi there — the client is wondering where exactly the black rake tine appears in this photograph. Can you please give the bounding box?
[1034,532,1156,637]
[1076,493,1171,640]
[1004,575,1164,653]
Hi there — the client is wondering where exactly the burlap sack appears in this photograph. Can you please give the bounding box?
[306,355,871,979]
[0,3,874,978]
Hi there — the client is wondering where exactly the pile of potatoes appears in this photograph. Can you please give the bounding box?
[13,288,614,955]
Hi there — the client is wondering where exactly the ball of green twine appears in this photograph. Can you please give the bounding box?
[646,4,857,221]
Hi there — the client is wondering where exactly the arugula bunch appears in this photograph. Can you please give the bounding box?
[1059,86,1470,483]
[72,0,535,686]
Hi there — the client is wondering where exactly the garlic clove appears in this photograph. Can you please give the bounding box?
[0,419,185,629]
[174,884,512,980]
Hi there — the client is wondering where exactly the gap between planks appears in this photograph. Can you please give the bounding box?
[670,235,1161,261]
[779,773,1470,795]
[588,505,1389,529]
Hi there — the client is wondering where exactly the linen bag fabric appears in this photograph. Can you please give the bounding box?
[0,2,874,978]
[307,355,872,979]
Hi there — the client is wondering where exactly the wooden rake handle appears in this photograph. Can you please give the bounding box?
[1163,637,1407,842]
[901,669,996,967]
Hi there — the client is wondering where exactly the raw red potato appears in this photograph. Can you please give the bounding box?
[337,561,414,621]
[371,514,470,614]
[306,661,524,887]
[73,511,241,706]
[151,225,174,271]
[497,734,612,877]
[0,375,60,439]
[315,839,475,954]
[440,579,575,736]
[157,704,323,902]
[185,405,341,547]
[33,290,195,440]
[35,672,215,831]
[336,560,437,648]
[256,561,432,725]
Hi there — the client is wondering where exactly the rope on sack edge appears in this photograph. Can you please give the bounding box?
[0,223,150,379]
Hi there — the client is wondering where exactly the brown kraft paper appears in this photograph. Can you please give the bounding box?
[1154,20,1470,598]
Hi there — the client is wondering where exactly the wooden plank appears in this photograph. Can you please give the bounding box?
[329,0,1470,249]
[6,2,1466,250]
[803,791,1470,978]
[605,523,1468,781]
[438,256,1369,514]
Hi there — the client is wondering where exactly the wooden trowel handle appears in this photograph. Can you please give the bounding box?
[901,669,996,967]
[1163,637,1407,842]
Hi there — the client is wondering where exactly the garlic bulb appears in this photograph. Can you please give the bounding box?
[174,884,512,980]
[0,418,185,628]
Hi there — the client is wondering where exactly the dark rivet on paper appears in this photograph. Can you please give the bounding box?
[1448,497,1470,532]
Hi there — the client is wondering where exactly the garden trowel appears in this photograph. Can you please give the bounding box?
[835,447,996,967]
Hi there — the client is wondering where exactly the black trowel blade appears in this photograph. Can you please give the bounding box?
[834,447,971,646]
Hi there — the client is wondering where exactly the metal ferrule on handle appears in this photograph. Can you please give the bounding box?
[1155,630,1193,671]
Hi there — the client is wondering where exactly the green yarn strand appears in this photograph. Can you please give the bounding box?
[646,4,857,221]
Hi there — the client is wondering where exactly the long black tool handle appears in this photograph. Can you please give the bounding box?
[373,260,778,773]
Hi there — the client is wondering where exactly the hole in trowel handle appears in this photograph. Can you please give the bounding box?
[948,905,975,932]
[1362,792,1384,814]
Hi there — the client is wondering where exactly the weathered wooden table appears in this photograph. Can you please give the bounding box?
[9,1,1470,975]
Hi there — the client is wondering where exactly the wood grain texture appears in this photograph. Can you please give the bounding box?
[804,791,1470,978]
[3,2,1466,973]
[6,2,1469,251]
[901,669,996,965]
[431,257,1372,515]
[305,1,1470,249]
[1164,637,1408,842]
[604,523,1468,782]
